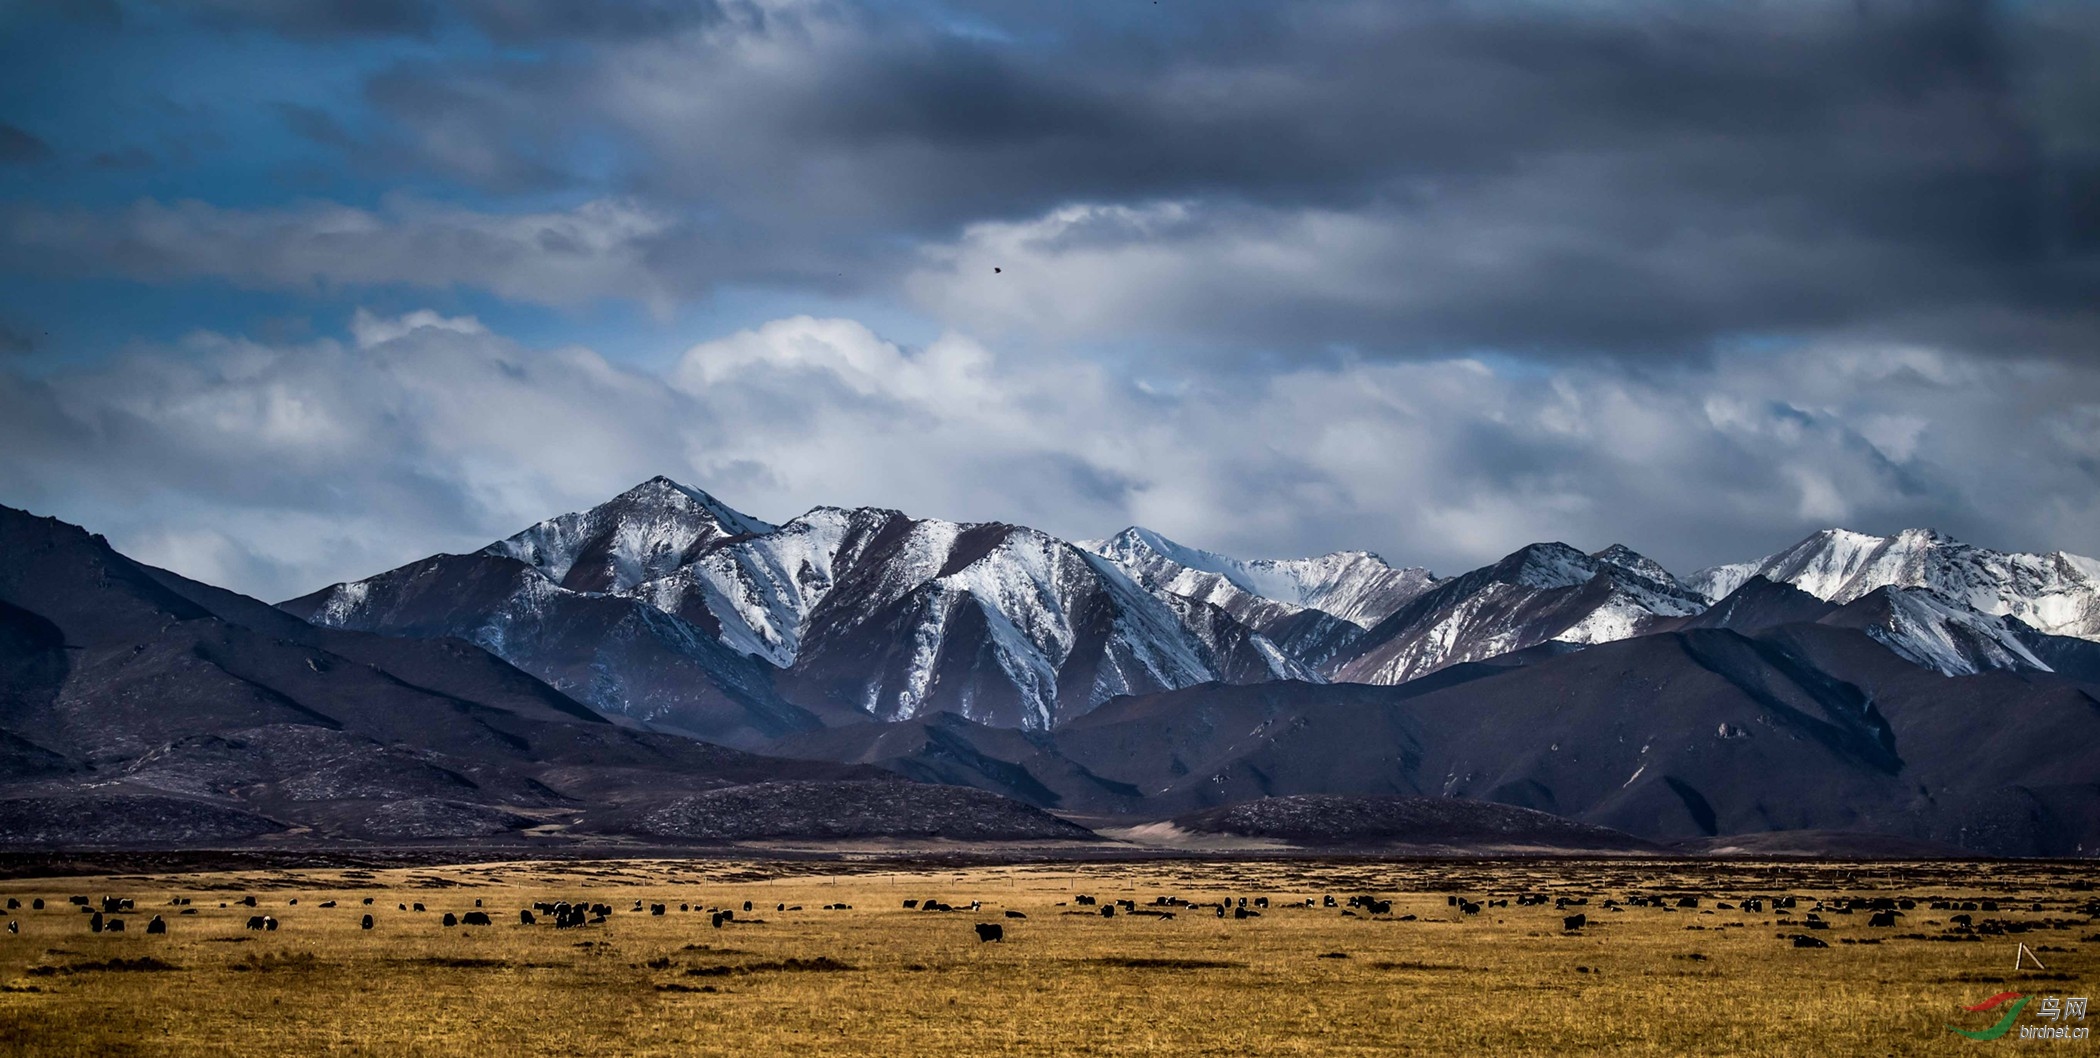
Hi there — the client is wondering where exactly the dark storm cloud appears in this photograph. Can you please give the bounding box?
[445,0,733,43]
[0,318,33,355]
[0,122,52,163]
[150,0,439,37]
[273,103,356,149]
[7,0,2100,603]
[14,0,2099,361]
[88,146,155,170]
[199,0,2091,361]
[142,0,734,42]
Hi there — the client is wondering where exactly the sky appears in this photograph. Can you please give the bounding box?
[2,0,2098,602]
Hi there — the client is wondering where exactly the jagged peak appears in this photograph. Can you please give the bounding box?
[1488,542,1597,590]
[1094,525,1406,576]
[606,476,776,538]
[1587,544,1688,591]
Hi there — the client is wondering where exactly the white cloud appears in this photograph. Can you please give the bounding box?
[2,310,2095,602]
[349,308,488,348]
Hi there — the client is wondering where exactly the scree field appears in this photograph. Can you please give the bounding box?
[0,858,2092,1056]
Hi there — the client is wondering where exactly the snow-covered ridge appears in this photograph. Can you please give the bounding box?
[1853,586,2050,676]
[462,486,1313,728]
[1326,541,1707,685]
[298,476,2100,734]
[486,476,776,593]
[1082,526,1437,630]
[1691,527,2100,642]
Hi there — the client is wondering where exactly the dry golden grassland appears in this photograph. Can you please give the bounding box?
[0,857,2092,1056]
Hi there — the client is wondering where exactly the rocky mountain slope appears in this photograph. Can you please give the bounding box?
[0,504,1091,848]
[1080,527,1435,667]
[10,484,2100,857]
[290,480,1311,737]
[285,478,2100,746]
[765,620,2100,856]
[1691,527,2100,640]
[1321,542,1708,685]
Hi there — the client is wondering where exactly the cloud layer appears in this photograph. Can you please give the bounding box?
[4,310,2094,601]
[8,1,2099,362]
[2,1,2097,595]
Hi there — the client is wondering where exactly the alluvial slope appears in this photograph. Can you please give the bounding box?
[579,779,1099,842]
[1323,542,1707,685]
[1168,794,1654,851]
[1689,527,2100,640]
[764,710,1151,814]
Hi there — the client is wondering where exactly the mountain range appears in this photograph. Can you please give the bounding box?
[0,504,1087,848]
[6,477,2099,856]
[289,477,2100,731]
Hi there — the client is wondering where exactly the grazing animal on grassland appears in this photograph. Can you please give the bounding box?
[974,923,1004,943]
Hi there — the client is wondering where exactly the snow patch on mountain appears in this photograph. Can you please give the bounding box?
[1329,542,1706,685]
[486,476,775,593]
[655,507,855,665]
[1083,527,1436,629]
[1856,587,2051,676]
[1693,528,2100,641]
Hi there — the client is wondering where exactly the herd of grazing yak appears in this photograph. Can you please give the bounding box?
[6,883,2095,953]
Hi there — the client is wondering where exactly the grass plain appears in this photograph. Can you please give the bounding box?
[0,856,2092,1057]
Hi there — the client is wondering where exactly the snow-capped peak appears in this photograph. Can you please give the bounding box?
[631,476,778,539]
[1589,544,1686,591]
[618,505,1305,728]
[483,476,776,593]
[1083,526,1434,629]
[1494,542,1599,591]
[1690,527,2100,641]
[1840,585,2052,676]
